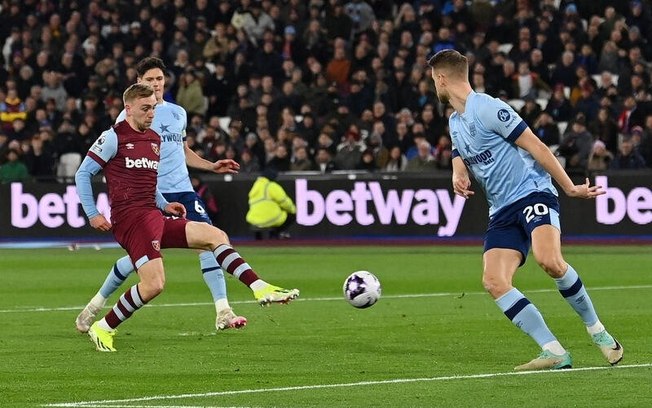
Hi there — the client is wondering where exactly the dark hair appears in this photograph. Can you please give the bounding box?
[135,57,167,78]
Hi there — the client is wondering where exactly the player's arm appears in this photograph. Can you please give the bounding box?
[75,131,118,231]
[515,128,604,199]
[183,142,240,173]
[451,150,473,199]
[155,188,187,218]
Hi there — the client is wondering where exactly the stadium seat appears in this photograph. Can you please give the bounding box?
[508,99,525,111]
[557,121,568,136]
[56,152,82,183]
[498,43,513,55]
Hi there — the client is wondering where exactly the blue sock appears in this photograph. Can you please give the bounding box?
[98,256,134,299]
[199,251,227,302]
[555,264,599,327]
[496,288,557,348]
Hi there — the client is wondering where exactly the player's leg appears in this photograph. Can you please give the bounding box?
[198,250,247,330]
[176,191,247,330]
[531,224,623,365]
[483,247,571,371]
[75,255,135,333]
[182,221,300,306]
[87,210,166,352]
[89,258,164,352]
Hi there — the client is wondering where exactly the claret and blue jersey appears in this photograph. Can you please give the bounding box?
[449,91,558,217]
[117,100,191,194]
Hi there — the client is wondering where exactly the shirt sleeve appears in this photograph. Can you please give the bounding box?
[75,157,103,219]
[87,129,118,166]
[475,96,528,143]
[76,130,118,219]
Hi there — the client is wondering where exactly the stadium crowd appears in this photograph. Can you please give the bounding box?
[1,0,652,184]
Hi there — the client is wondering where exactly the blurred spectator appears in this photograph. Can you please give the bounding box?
[314,146,337,173]
[610,136,647,170]
[589,107,619,154]
[356,148,378,172]
[545,84,573,122]
[533,111,561,147]
[0,148,29,183]
[587,140,614,173]
[239,147,261,174]
[334,127,365,170]
[289,145,314,172]
[557,113,594,174]
[405,140,438,172]
[24,131,56,179]
[519,97,543,127]
[176,68,206,116]
[432,135,452,170]
[383,145,408,172]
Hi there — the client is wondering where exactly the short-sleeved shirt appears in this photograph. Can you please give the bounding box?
[449,91,558,217]
[87,121,161,224]
[86,120,189,266]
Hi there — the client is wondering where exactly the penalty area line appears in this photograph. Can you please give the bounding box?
[43,363,652,407]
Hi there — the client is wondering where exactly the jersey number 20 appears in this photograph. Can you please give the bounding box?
[523,203,549,223]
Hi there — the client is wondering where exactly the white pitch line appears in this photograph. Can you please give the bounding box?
[4,284,652,314]
[43,363,652,407]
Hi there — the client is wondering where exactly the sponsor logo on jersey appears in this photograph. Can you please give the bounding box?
[125,157,159,169]
[463,149,494,166]
[497,109,511,122]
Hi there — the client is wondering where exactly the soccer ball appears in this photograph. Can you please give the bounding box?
[343,271,381,308]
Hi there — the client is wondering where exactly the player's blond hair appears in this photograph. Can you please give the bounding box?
[122,83,155,105]
[427,49,468,79]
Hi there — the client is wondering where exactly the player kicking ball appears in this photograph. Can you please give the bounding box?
[75,83,297,352]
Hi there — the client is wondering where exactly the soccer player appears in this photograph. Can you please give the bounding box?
[427,49,623,370]
[75,58,299,334]
[75,84,295,351]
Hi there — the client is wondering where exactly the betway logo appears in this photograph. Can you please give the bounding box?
[595,175,652,225]
[125,157,158,169]
[11,183,111,228]
[295,179,466,236]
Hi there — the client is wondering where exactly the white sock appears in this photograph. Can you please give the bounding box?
[586,321,606,335]
[215,298,231,313]
[97,318,113,331]
[249,279,268,291]
[90,293,107,308]
[542,341,566,356]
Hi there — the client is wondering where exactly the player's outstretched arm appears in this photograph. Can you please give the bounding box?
[183,143,240,173]
[452,156,474,199]
[515,128,605,199]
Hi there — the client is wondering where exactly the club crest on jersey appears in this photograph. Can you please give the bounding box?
[151,143,160,156]
[152,240,160,251]
[126,143,135,149]
[497,109,511,122]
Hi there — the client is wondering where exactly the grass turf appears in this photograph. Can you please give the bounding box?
[0,246,650,407]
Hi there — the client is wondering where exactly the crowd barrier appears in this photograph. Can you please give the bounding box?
[1,171,650,244]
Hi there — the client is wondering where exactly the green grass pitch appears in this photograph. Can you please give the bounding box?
[0,245,651,407]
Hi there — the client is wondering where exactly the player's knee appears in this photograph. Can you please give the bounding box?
[482,273,510,298]
[139,277,165,300]
[536,256,566,277]
[207,226,229,247]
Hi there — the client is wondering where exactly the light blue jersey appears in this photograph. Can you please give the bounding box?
[449,91,558,217]
[117,101,191,193]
